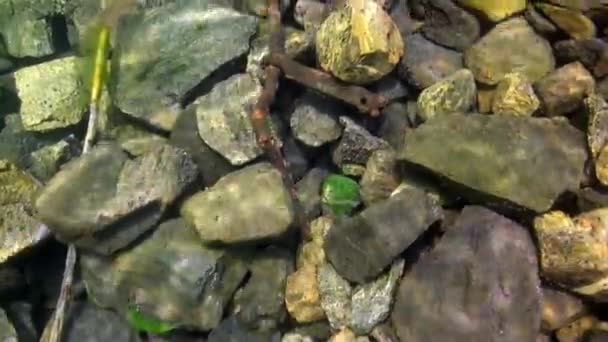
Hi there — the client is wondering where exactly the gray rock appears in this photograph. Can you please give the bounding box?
[35,142,198,254]
[290,92,343,148]
[207,316,281,342]
[417,68,477,122]
[283,136,310,181]
[58,302,138,342]
[28,137,80,182]
[360,148,400,207]
[391,206,542,342]
[332,117,388,171]
[351,259,404,335]
[3,15,54,58]
[554,39,608,78]
[296,168,330,223]
[420,0,480,51]
[294,0,329,32]
[377,102,412,152]
[194,73,265,165]
[541,287,586,332]
[181,163,294,243]
[371,77,409,103]
[398,113,588,212]
[0,308,17,342]
[324,188,442,283]
[111,0,258,131]
[398,33,463,89]
[234,247,294,331]
[318,262,352,330]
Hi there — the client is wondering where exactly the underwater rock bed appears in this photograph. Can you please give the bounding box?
[3,0,608,341]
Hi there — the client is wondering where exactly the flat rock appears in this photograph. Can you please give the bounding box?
[324,187,443,283]
[391,206,541,342]
[535,62,595,117]
[290,92,343,148]
[398,113,588,212]
[420,0,480,51]
[465,17,555,85]
[416,69,476,122]
[181,163,294,243]
[111,0,257,131]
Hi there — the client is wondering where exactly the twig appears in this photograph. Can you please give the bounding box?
[268,52,386,116]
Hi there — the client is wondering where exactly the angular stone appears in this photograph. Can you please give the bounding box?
[398,33,463,90]
[465,17,555,85]
[111,0,257,131]
[391,206,541,342]
[0,308,17,342]
[181,163,294,243]
[377,102,412,151]
[542,287,586,332]
[15,56,87,132]
[332,117,388,170]
[324,187,442,283]
[456,0,526,22]
[536,3,596,40]
[296,216,332,269]
[360,148,399,207]
[318,262,352,330]
[28,137,80,182]
[60,302,138,342]
[417,69,477,122]
[285,264,326,323]
[398,113,587,212]
[536,62,595,117]
[290,92,343,147]
[492,72,540,116]
[419,0,480,51]
[3,15,54,58]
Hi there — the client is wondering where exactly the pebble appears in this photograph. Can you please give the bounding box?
[285,264,326,323]
[3,15,55,58]
[318,262,353,330]
[492,72,540,116]
[456,0,526,22]
[535,62,595,117]
[359,148,399,207]
[290,92,343,148]
[586,94,608,159]
[536,3,596,40]
[417,68,477,121]
[554,39,608,78]
[294,0,330,32]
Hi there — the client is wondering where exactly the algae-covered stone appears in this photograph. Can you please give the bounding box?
[3,15,55,58]
[465,17,555,85]
[535,62,595,117]
[536,3,596,40]
[492,72,540,116]
[0,160,38,205]
[417,69,476,122]
[111,0,258,131]
[15,56,87,132]
[0,308,17,342]
[398,113,587,212]
[181,163,294,243]
[315,0,403,84]
[456,0,526,22]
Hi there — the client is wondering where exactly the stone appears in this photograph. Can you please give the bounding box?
[464,17,555,85]
[417,69,477,122]
[5,302,37,342]
[296,216,332,268]
[294,0,330,32]
[181,163,294,243]
[194,73,266,166]
[419,0,480,51]
[391,206,541,341]
[377,102,412,151]
[28,137,80,182]
[111,0,257,131]
[477,87,495,114]
[542,287,587,332]
[0,308,17,342]
[285,264,326,323]
[324,187,442,283]
[291,321,332,340]
[290,92,343,147]
[35,142,198,254]
[535,62,595,117]
[207,316,281,342]
[556,316,598,342]
[456,0,526,22]
[398,113,588,212]
[329,328,357,342]
[3,15,54,58]
[282,333,315,342]
[296,168,330,223]
[359,148,399,207]
[554,39,608,78]
[397,33,463,90]
[536,3,596,40]
[526,3,559,35]
[350,259,404,334]
[59,302,138,342]
[332,117,388,170]
[596,145,608,186]
[371,77,408,103]
[15,56,87,132]
[491,72,540,116]
[315,0,403,84]
[545,0,608,10]
[318,262,352,330]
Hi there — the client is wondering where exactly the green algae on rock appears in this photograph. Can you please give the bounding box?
[321,174,361,217]
[416,68,477,122]
[398,113,587,212]
[492,72,540,116]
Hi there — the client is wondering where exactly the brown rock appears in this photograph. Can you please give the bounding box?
[535,62,595,116]
[556,316,599,342]
[360,149,399,207]
[536,3,596,40]
[477,86,495,113]
[285,264,326,323]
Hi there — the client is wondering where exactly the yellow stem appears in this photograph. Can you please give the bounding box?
[90,25,110,106]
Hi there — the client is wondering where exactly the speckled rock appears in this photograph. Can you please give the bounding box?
[417,69,477,122]
[535,62,595,117]
[465,17,555,85]
[2,15,54,58]
[586,94,608,160]
[59,302,138,342]
[542,287,587,332]
[332,117,388,171]
[391,206,541,341]
[318,262,352,330]
[15,56,87,132]
[419,0,480,51]
[456,0,526,22]
[398,33,463,89]
[0,308,17,342]
[359,148,399,206]
[111,0,258,131]
[181,163,294,243]
[536,3,596,40]
[285,264,326,323]
[492,72,540,116]
[290,92,343,147]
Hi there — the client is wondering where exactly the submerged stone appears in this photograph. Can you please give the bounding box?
[3,15,55,58]
[290,92,343,148]
[492,72,540,116]
[456,0,526,22]
[416,69,476,122]
[285,264,326,323]
[536,3,596,40]
[359,148,399,207]
[542,287,586,332]
[60,302,138,342]
[28,137,80,182]
[207,316,281,342]
[332,117,388,171]
[398,113,587,212]
[318,262,352,330]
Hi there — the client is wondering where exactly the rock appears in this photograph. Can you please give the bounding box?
[477,87,495,114]
[586,330,608,342]
[15,56,87,132]
[324,187,442,283]
[371,77,408,103]
[416,69,477,122]
[0,308,17,342]
[59,302,138,342]
[181,163,294,243]
[545,0,608,10]
[533,209,608,301]
[290,92,343,148]
[5,302,37,342]
[554,39,608,78]
[111,0,257,131]
[297,216,332,268]
[332,117,388,170]
[535,62,595,117]
[2,15,54,58]
[207,316,281,342]
[0,267,25,300]
[398,33,463,90]
[296,168,330,223]
[542,287,587,332]
[391,206,541,341]
[398,113,588,212]
[329,328,356,342]
[294,0,330,32]
[418,0,479,51]
[283,137,310,181]
[82,218,248,331]
[377,102,412,151]
[281,333,315,342]
[359,148,399,207]
[464,17,555,85]
[285,264,326,323]
[234,247,293,331]
[536,3,596,40]
[556,316,598,342]
[596,145,608,185]
[315,0,403,84]
[321,174,361,217]
[194,73,268,166]
[35,142,198,254]
[291,321,332,340]
[318,262,353,330]
[28,137,80,182]
[525,3,559,35]
[586,95,608,160]
[456,0,526,22]
[491,72,540,116]
[350,259,404,334]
